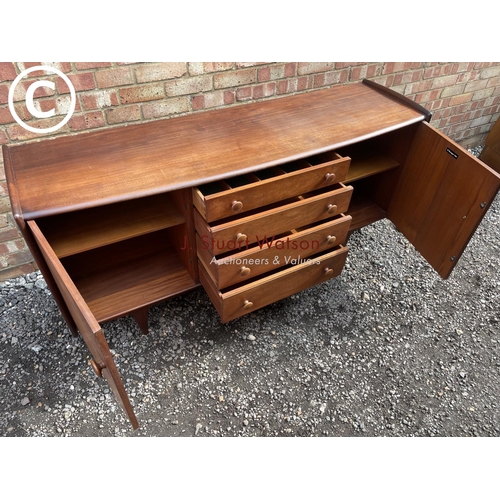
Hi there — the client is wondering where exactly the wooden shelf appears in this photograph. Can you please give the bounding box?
[61,230,198,323]
[37,193,185,258]
[345,151,399,183]
[347,194,387,231]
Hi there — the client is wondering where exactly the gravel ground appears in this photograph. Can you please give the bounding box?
[1,147,499,439]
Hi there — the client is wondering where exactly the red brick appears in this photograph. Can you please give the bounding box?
[79,90,119,110]
[6,119,69,141]
[191,95,205,111]
[480,66,500,79]
[33,95,81,116]
[336,62,365,69]
[214,68,257,89]
[5,248,33,266]
[165,75,212,96]
[449,93,473,106]
[196,90,234,109]
[0,226,19,243]
[68,111,105,131]
[236,63,267,68]
[441,84,466,98]
[0,213,8,228]
[394,70,424,86]
[405,80,433,94]
[0,63,17,82]
[298,62,335,75]
[18,63,44,76]
[236,87,252,101]
[189,63,234,75]
[0,180,7,197]
[224,90,235,105]
[351,66,367,81]
[258,66,271,82]
[284,63,297,78]
[0,262,36,280]
[119,84,164,104]
[141,97,190,119]
[472,88,494,101]
[451,62,475,73]
[75,62,112,70]
[324,69,349,86]
[62,72,96,92]
[464,79,488,93]
[106,105,141,124]
[135,63,187,83]
[276,80,288,95]
[383,62,418,74]
[431,74,459,89]
[297,76,310,91]
[371,75,394,88]
[312,73,325,88]
[252,82,276,99]
[95,67,134,88]
[365,64,383,79]
[486,75,500,88]
[0,129,7,145]
[0,84,9,104]
[45,62,72,73]
[0,106,15,125]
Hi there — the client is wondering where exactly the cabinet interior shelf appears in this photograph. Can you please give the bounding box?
[37,193,185,258]
[344,151,399,183]
[61,230,198,323]
[347,195,387,231]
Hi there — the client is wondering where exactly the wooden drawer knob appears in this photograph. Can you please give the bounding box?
[324,172,336,183]
[327,204,337,215]
[324,267,334,277]
[243,300,254,310]
[231,200,243,213]
[235,233,248,245]
[326,235,336,245]
[240,266,251,277]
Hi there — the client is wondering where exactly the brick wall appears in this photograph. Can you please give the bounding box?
[1,62,500,281]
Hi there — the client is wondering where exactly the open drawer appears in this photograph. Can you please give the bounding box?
[192,152,350,222]
[194,183,353,257]
[198,214,352,288]
[199,245,349,322]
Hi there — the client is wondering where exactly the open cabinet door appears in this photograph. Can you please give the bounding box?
[27,220,139,429]
[388,121,500,279]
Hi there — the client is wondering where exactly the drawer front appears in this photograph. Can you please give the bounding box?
[199,245,349,322]
[193,155,350,222]
[194,184,353,256]
[198,215,352,288]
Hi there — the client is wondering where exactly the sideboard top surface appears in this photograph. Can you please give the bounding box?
[4,81,425,219]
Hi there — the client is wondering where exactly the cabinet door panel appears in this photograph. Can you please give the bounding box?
[388,122,500,278]
[27,220,139,429]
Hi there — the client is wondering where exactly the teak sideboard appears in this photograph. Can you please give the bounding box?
[4,80,500,429]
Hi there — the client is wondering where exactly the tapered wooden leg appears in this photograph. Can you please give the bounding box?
[131,307,149,335]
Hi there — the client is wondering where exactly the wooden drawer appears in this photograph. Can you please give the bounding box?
[198,214,352,288]
[199,245,349,322]
[194,183,353,256]
[193,152,350,222]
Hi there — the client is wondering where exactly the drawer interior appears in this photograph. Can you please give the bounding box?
[196,155,342,197]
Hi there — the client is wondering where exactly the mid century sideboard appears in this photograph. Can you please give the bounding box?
[4,80,500,429]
